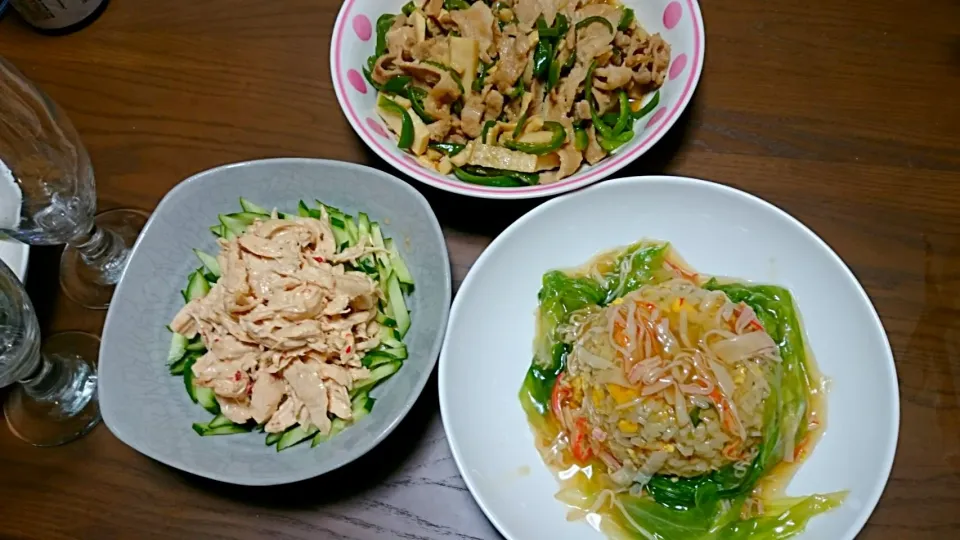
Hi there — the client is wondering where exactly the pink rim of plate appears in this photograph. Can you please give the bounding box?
[332,0,704,198]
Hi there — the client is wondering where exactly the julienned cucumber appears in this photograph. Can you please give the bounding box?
[385,273,411,336]
[194,249,221,278]
[177,198,413,449]
[310,392,374,447]
[277,424,319,451]
[351,361,402,398]
[184,270,211,301]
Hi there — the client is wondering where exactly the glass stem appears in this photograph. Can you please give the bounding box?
[19,351,97,420]
[69,223,129,286]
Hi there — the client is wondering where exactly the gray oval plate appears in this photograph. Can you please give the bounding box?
[100,158,451,486]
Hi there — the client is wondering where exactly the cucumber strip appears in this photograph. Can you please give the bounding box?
[358,212,372,238]
[167,332,188,364]
[361,351,399,368]
[210,224,225,238]
[219,214,248,237]
[350,361,401,397]
[183,357,199,403]
[311,418,347,447]
[375,310,397,328]
[316,200,346,219]
[239,197,270,215]
[386,273,411,336]
[226,212,265,226]
[297,200,311,217]
[207,414,235,429]
[185,337,206,352]
[168,356,187,375]
[184,270,211,301]
[343,216,360,246]
[193,249,221,278]
[196,387,219,414]
[384,238,414,286]
[277,424,319,451]
[376,345,408,360]
[380,329,404,348]
[265,432,282,446]
[351,391,375,421]
[192,423,251,436]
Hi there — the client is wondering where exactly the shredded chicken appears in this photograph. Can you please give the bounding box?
[171,211,384,434]
[367,0,671,184]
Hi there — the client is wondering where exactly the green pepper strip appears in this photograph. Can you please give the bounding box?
[382,75,412,94]
[374,14,395,57]
[453,166,525,187]
[618,8,634,31]
[423,61,465,94]
[473,61,490,92]
[611,91,631,134]
[378,97,414,150]
[463,165,539,185]
[547,57,562,91]
[573,126,588,151]
[533,41,552,80]
[504,121,567,155]
[401,1,416,16]
[406,87,435,123]
[512,110,529,138]
[575,15,614,34]
[632,89,660,120]
[597,129,633,152]
[429,142,465,156]
[362,67,382,92]
[480,120,496,143]
[444,0,470,10]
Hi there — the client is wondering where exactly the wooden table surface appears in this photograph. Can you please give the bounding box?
[1,0,958,538]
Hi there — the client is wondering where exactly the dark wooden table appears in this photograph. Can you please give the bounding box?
[1,0,958,538]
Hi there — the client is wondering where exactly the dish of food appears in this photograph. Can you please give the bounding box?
[165,198,414,451]
[100,158,451,485]
[366,0,669,187]
[521,239,844,538]
[439,176,898,539]
[333,0,704,198]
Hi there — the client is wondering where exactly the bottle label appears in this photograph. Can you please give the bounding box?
[9,0,104,30]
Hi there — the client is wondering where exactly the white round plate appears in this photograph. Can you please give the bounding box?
[332,1,704,199]
[439,176,899,539]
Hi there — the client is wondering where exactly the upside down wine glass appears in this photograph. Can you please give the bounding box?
[0,258,100,445]
[0,55,147,309]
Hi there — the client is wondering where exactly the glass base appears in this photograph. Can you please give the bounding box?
[4,332,101,447]
[60,208,148,309]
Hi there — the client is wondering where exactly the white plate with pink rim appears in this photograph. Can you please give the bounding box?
[331,0,705,199]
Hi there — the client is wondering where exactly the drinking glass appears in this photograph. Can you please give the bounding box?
[0,258,99,445]
[0,56,147,309]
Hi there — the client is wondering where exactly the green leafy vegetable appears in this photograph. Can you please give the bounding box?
[618,7,635,31]
[603,241,670,302]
